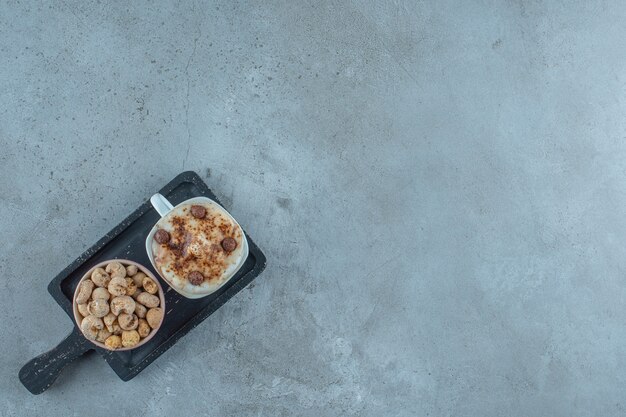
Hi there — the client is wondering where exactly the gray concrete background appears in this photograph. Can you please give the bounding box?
[1,0,625,415]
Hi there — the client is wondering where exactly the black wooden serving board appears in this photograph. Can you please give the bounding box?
[19,171,266,394]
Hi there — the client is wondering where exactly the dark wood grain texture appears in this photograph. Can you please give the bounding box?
[19,329,91,394]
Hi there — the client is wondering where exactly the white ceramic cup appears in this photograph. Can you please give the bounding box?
[146,193,249,299]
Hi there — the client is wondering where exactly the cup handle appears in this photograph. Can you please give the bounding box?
[150,193,174,217]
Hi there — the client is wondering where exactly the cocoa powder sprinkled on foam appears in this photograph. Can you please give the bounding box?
[153,203,243,284]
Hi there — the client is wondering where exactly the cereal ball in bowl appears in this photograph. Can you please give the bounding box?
[73,259,165,351]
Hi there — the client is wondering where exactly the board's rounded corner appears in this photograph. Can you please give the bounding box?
[179,170,201,183]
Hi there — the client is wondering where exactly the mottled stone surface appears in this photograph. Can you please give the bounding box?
[2,1,626,415]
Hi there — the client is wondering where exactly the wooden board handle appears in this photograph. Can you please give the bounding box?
[19,329,91,394]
